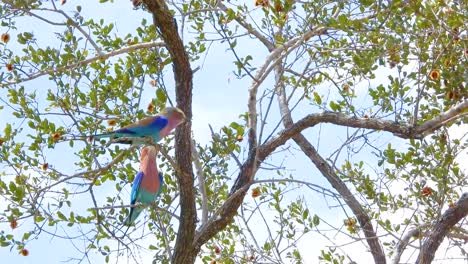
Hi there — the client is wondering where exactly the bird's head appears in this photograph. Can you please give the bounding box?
[162,107,186,125]
[140,146,158,161]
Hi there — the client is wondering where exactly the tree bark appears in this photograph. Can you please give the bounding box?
[143,1,197,263]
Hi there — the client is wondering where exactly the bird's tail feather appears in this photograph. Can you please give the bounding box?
[122,208,142,238]
[124,208,142,226]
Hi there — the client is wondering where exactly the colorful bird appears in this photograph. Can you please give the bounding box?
[92,107,185,145]
[125,146,164,226]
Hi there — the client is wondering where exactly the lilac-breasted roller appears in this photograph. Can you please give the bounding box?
[124,146,163,226]
[93,107,185,145]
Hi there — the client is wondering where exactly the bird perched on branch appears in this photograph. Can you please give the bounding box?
[125,146,164,226]
[91,107,186,145]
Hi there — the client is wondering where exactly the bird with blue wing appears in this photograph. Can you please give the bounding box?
[124,146,164,227]
[91,107,185,145]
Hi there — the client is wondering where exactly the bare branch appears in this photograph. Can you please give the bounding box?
[274,64,387,263]
[192,139,209,227]
[393,225,468,264]
[230,26,328,194]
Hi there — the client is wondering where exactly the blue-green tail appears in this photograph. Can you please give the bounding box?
[124,207,143,226]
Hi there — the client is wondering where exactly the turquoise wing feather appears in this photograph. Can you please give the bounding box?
[124,171,144,226]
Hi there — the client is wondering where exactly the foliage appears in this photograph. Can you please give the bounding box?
[0,0,466,263]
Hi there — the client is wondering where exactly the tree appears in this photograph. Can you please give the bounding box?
[0,0,467,263]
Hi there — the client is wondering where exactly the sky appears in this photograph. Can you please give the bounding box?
[0,1,467,264]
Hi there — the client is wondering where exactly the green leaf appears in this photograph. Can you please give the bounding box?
[35,215,45,222]
[313,214,320,226]
[56,211,67,221]
[0,241,10,247]
[4,124,12,138]
[329,101,341,111]
[9,181,16,192]
[22,232,31,241]
[156,88,167,104]
[313,92,322,105]
[303,208,309,219]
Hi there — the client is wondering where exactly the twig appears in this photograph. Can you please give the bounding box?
[253,178,338,198]
[4,1,102,54]
[191,139,209,227]
[54,9,103,55]
[255,197,284,262]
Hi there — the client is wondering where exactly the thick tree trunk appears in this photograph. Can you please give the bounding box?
[143,1,197,263]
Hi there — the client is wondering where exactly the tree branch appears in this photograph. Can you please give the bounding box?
[274,64,387,263]
[198,99,468,263]
[0,41,164,87]
[217,2,275,51]
[417,193,468,264]
[35,148,132,196]
[229,26,328,194]
[392,225,426,264]
[416,99,468,136]
[390,224,468,264]
[194,176,254,246]
[260,104,468,158]
[191,139,208,227]
[142,1,196,263]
